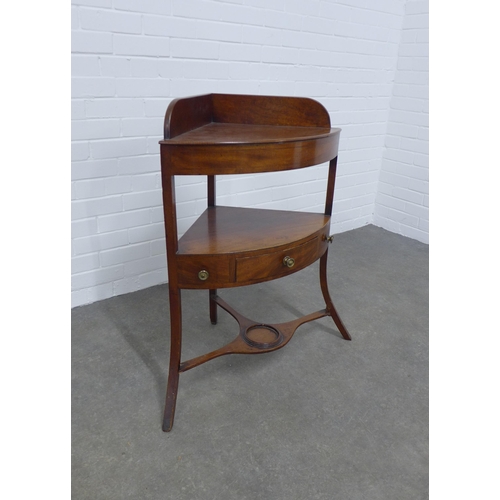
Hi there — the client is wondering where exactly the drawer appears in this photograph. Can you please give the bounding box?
[235,237,323,284]
[176,255,231,289]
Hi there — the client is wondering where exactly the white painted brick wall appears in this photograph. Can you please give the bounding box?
[71,0,429,308]
[373,0,429,243]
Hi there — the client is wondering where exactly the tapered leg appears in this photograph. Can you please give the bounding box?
[209,289,218,324]
[162,287,182,432]
[320,249,351,341]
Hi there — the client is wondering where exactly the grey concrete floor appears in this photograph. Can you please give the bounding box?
[72,224,428,500]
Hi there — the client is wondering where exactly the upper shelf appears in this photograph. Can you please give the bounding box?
[160,94,341,175]
[161,122,336,146]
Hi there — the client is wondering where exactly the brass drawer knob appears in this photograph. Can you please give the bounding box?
[324,235,334,243]
[283,256,295,268]
[198,270,209,281]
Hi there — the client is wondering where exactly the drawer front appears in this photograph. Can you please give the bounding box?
[176,255,231,289]
[177,233,328,289]
[236,237,324,284]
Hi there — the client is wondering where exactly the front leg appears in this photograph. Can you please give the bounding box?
[319,249,351,341]
[162,287,183,431]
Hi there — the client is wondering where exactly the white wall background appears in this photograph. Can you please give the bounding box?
[71,0,428,308]
[373,0,429,241]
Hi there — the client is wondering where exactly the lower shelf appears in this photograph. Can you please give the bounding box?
[175,206,331,288]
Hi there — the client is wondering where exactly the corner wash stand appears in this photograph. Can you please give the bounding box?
[159,94,351,431]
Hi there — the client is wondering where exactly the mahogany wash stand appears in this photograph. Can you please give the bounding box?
[159,93,351,431]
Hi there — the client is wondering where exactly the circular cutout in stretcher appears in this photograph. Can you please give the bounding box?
[242,324,284,349]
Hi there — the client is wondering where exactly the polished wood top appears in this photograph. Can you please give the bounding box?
[161,123,336,146]
[177,206,330,256]
[161,94,340,175]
